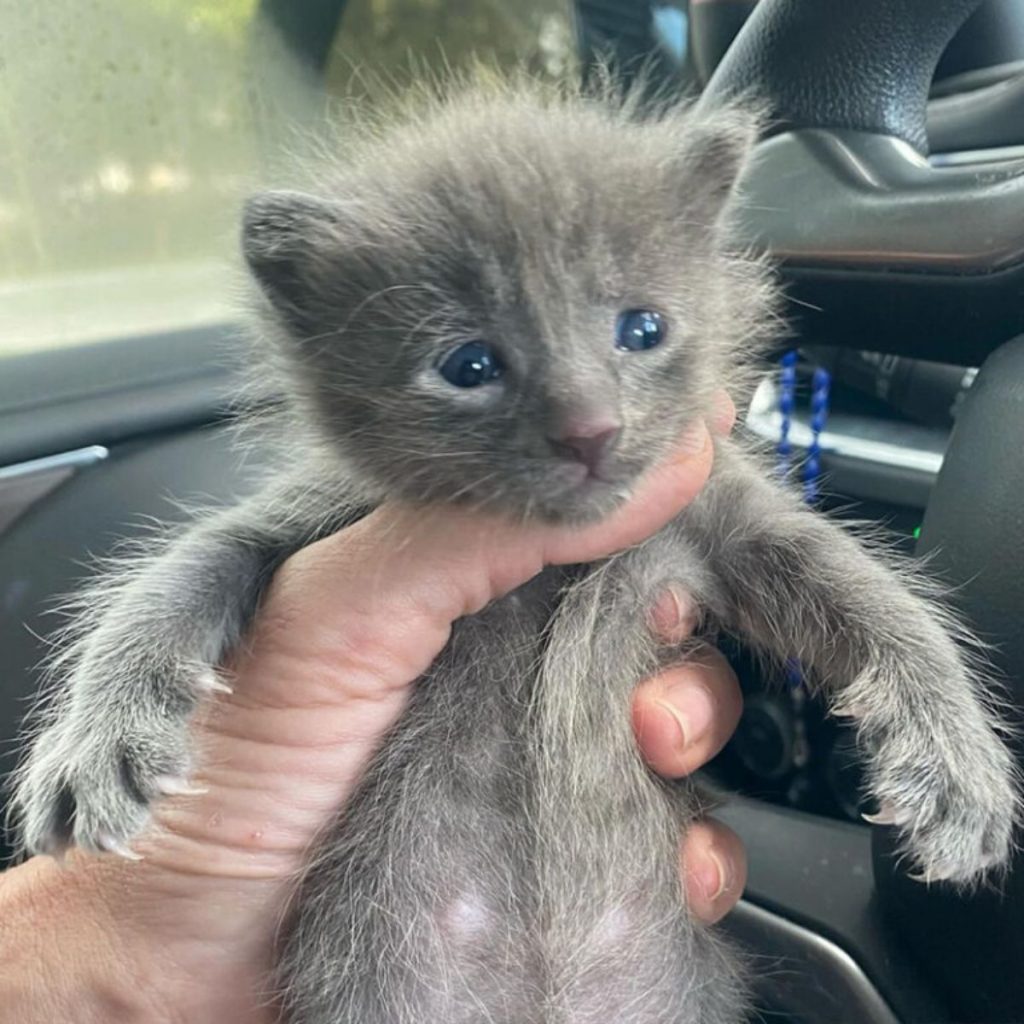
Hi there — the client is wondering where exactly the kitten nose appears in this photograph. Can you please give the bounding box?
[548,421,621,473]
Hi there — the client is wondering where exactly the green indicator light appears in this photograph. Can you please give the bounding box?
[912,525,922,540]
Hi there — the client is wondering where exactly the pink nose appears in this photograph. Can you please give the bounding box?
[548,423,621,473]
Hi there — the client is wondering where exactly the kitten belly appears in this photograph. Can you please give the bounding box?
[316,733,708,1020]
[283,568,740,1024]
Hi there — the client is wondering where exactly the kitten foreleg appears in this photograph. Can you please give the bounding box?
[11,469,359,858]
[674,442,1019,884]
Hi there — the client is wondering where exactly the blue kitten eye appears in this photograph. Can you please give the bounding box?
[615,309,666,352]
[437,341,504,389]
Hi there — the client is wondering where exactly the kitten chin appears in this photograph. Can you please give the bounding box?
[332,438,647,526]
[433,476,634,527]
[511,481,634,527]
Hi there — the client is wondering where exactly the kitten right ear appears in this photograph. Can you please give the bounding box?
[242,190,342,330]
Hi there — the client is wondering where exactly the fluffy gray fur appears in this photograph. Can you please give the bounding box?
[9,78,1019,1023]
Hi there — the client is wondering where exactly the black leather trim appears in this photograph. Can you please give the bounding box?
[929,71,1024,153]
[0,325,243,465]
[717,797,948,1023]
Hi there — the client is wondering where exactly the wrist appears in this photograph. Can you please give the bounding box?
[0,854,277,1024]
[0,855,163,1023]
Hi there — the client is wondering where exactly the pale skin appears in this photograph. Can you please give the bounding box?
[0,397,747,1024]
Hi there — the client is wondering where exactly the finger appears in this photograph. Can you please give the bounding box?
[632,649,742,778]
[710,390,737,437]
[681,818,747,924]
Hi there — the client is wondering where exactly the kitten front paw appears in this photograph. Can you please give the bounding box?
[13,665,223,857]
[864,714,1019,886]
[14,717,191,857]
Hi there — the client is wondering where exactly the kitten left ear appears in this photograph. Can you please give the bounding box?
[242,189,344,330]
[678,107,761,224]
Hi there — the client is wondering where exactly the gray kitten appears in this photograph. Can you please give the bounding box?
[10,79,1019,1024]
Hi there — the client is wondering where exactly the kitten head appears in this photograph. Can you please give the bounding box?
[242,81,774,523]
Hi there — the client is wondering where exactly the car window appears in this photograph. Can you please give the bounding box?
[0,0,576,361]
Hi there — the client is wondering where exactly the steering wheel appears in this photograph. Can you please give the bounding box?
[695,3,1024,1022]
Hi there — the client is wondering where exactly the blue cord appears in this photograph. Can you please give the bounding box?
[776,353,832,689]
[777,349,798,481]
[776,352,831,502]
[804,366,831,504]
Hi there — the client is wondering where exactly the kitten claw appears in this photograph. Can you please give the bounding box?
[862,803,899,826]
[155,775,208,797]
[833,702,868,720]
[195,668,233,695]
[908,864,962,885]
[97,834,143,861]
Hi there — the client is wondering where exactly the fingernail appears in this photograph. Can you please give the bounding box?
[650,585,697,639]
[677,419,709,455]
[692,846,729,902]
[656,681,714,749]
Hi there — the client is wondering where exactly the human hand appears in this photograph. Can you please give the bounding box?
[1,395,744,1023]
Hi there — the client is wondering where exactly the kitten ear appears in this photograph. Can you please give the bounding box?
[241,190,343,330]
[678,107,761,228]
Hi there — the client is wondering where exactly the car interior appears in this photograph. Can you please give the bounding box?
[2,1,1023,1021]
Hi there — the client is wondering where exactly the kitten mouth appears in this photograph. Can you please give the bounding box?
[522,457,642,521]
[552,459,635,495]
[566,462,608,485]
[553,460,609,487]
[530,463,636,524]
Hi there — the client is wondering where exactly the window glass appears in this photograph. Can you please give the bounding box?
[326,0,576,99]
[0,0,575,360]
